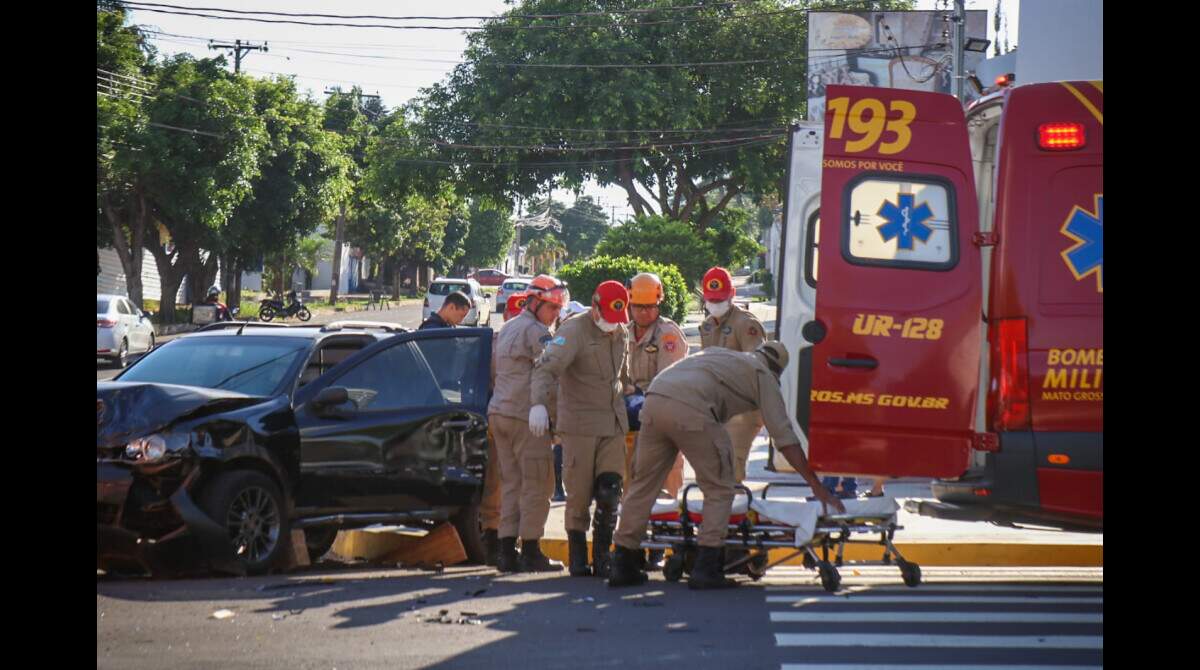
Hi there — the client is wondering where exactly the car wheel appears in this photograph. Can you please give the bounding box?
[200,470,290,575]
[112,339,128,369]
[451,502,486,565]
[146,333,155,352]
[304,527,339,562]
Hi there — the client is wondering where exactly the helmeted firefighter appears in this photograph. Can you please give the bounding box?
[530,280,633,578]
[486,275,569,573]
[699,266,767,482]
[608,342,845,589]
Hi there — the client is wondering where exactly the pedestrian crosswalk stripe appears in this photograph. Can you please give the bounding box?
[780,666,1100,670]
[767,595,1101,604]
[770,611,1102,623]
[773,633,1102,649]
[767,583,1102,592]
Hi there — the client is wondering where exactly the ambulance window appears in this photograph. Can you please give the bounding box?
[842,175,957,271]
[804,210,819,288]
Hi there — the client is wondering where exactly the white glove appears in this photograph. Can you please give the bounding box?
[528,405,550,437]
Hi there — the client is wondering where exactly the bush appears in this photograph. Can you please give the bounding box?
[760,270,775,300]
[556,255,689,324]
[594,213,763,289]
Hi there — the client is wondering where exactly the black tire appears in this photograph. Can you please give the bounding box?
[818,560,841,592]
[259,305,276,322]
[899,560,922,588]
[199,470,290,575]
[747,553,769,581]
[304,527,339,562]
[663,552,685,582]
[111,339,128,369]
[146,333,155,352]
[802,551,816,570]
[451,502,486,564]
[297,307,312,322]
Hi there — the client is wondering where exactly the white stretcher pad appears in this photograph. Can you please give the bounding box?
[648,494,751,518]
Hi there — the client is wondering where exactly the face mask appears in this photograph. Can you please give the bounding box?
[705,300,730,318]
[595,318,620,333]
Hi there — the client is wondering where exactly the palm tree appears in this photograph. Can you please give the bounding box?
[526,234,568,274]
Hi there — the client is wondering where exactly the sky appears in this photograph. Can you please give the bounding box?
[125,0,1019,222]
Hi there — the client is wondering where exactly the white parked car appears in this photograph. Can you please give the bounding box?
[495,277,532,311]
[423,278,493,326]
[97,294,157,368]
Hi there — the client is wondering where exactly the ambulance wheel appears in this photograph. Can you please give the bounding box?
[899,560,922,587]
[818,561,841,592]
[663,553,685,582]
[747,553,769,581]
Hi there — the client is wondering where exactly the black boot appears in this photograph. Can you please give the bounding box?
[520,539,564,573]
[483,529,499,567]
[687,546,738,590]
[607,545,649,587]
[496,537,521,573]
[567,530,592,577]
[591,503,618,579]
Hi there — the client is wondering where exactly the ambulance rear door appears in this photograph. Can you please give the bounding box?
[808,85,982,478]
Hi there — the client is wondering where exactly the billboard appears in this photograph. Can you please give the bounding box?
[806,10,988,120]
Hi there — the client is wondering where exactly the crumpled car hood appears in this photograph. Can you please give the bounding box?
[97,382,270,447]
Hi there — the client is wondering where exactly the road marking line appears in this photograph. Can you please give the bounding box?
[773,633,1102,648]
[767,595,1101,604]
[770,611,1102,623]
[780,665,1101,670]
[767,583,1103,592]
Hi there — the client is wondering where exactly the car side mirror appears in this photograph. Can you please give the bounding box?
[311,386,351,417]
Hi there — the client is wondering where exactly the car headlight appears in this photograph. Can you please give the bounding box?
[124,432,189,463]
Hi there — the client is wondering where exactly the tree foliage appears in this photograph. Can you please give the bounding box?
[557,255,689,323]
[459,200,516,271]
[594,209,761,288]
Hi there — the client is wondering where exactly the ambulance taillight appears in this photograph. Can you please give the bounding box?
[988,318,1031,432]
[1037,123,1086,151]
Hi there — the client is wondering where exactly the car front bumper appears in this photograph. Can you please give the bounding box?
[97,462,245,575]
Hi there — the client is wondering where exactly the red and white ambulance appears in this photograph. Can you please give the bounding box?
[774,81,1103,531]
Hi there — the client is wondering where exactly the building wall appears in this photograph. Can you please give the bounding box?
[310,242,352,293]
[97,247,188,304]
[1016,0,1102,84]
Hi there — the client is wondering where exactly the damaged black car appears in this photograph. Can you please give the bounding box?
[98,322,492,575]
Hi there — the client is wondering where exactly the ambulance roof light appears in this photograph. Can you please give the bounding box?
[1038,122,1086,151]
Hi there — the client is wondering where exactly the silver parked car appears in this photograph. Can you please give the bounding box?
[495,277,532,311]
[97,294,156,368]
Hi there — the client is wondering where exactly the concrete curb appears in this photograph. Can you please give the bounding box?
[535,539,1102,568]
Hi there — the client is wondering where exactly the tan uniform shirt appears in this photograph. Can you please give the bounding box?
[531,313,631,437]
[700,304,766,352]
[488,310,552,421]
[645,348,801,447]
[627,317,688,390]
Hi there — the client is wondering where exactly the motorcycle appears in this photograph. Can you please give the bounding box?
[259,290,311,322]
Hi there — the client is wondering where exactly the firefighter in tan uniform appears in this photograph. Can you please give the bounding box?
[699,266,766,482]
[624,273,688,493]
[530,280,633,578]
[486,276,568,573]
[608,343,845,589]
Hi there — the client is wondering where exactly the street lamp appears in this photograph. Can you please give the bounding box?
[964,37,991,53]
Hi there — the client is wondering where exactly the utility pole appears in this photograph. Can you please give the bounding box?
[207,39,268,74]
[323,87,381,305]
[952,0,967,102]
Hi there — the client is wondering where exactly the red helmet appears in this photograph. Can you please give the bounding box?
[504,292,529,320]
[702,266,734,301]
[593,280,631,324]
[528,274,568,308]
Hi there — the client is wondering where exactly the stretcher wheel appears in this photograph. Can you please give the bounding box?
[747,553,769,581]
[899,560,922,588]
[818,561,841,592]
[663,553,685,582]
[802,552,816,570]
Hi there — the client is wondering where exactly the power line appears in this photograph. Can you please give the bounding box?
[418,133,786,152]
[425,119,791,136]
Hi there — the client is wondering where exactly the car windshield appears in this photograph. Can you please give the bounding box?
[97,299,110,313]
[429,282,467,296]
[503,282,528,290]
[118,336,311,396]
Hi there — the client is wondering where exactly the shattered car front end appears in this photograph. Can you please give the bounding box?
[97,382,296,575]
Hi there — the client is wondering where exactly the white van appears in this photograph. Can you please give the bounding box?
[423,278,492,326]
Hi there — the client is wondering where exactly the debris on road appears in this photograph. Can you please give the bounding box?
[210,609,236,620]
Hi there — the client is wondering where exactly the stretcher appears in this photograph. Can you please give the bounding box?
[638,482,922,591]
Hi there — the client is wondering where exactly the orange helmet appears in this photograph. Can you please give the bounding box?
[628,272,664,305]
[702,266,734,301]
[593,280,631,324]
[527,274,568,308]
[504,292,529,320]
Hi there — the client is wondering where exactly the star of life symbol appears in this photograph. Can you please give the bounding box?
[1060,194,1103,292]
[876,193,935,250]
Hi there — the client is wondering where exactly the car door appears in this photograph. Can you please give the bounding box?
[291,328,493,514]
[114,299,135,350]
[808,85,983,479]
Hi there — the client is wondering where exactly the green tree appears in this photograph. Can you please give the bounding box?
[557,255,689,323]
[595,209,761,288]
[418,0,911,232]
[558,196,610,259]
[226,76,352,305]
[459,200,516,271]
[525,234,568,274]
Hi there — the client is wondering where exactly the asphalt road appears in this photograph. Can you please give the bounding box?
[97,565,1102,669]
